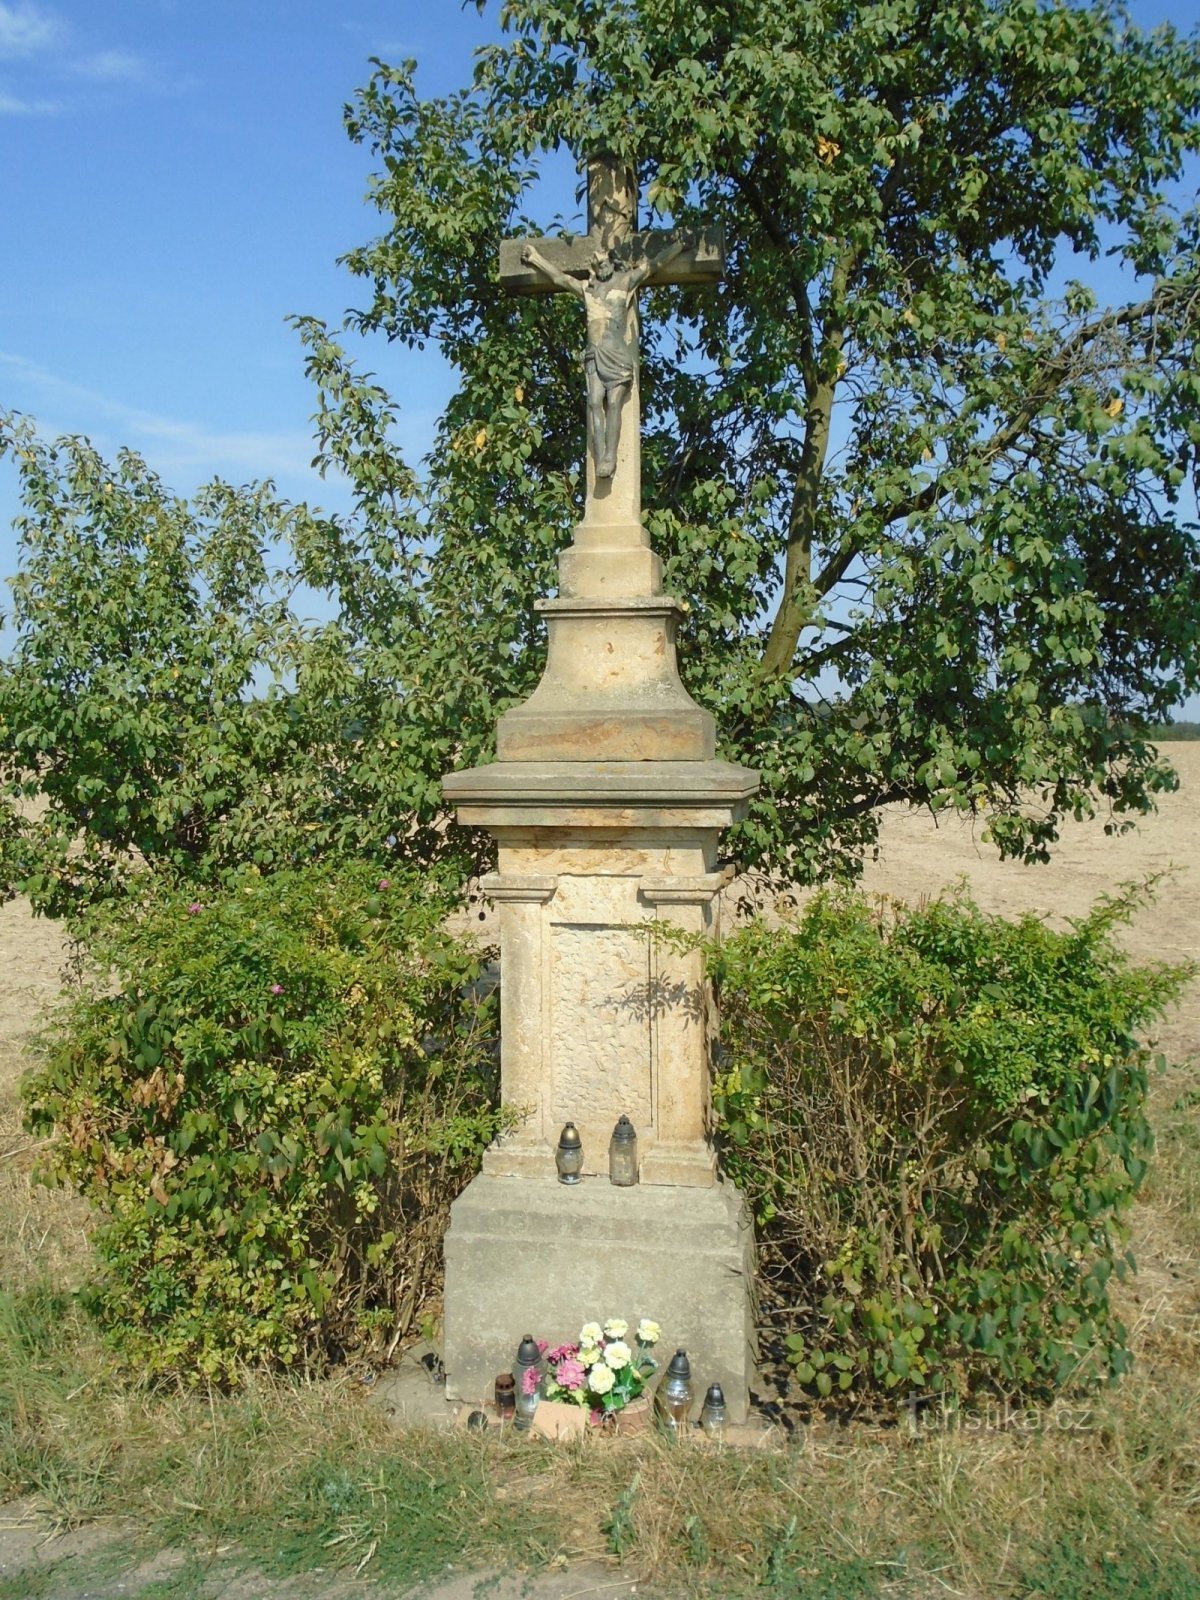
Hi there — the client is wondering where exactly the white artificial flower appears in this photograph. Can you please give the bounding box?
[580,1343,602,1369]
[603,1317,628,1339]
[636,1319,661,1344]
[579,1321,603,1345]
[604,1340,632,1370]
[589,1363,615,1394]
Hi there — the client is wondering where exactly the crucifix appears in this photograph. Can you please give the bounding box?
[500,156,724,526]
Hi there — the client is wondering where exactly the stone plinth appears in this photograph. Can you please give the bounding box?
[442,1174,757,1420]
[496,597,715,762]
[443,759,758,1184]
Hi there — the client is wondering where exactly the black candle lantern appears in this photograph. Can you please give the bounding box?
[654,1348,693,1437]
[608,1114,638,1185]
[699,1382,727,1437]
[513,1333,543,1431]
[555,1121,584,1184]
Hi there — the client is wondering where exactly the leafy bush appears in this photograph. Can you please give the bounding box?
[709,885,1192,1402]
[22,864,502,1383]
[0,420,503,921]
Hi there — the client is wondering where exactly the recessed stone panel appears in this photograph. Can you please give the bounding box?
[549,922,653,1127]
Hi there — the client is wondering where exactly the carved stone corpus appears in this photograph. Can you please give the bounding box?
[500,154,724,526]
[492,160,733,764]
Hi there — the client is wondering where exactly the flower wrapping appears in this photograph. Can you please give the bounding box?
[537,1314,661,1417]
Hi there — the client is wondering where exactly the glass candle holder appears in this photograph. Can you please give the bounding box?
[699,1382,727,1437]
[653,1348,693,1437]
[555,1122,584,1184]
[513,1339,542,1431]
[514,1383,539,1432]
[514,1333,543,1389]
[608,1115,638,1185]
[494,1372,516,1419]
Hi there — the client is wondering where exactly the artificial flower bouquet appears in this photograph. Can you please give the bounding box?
[531,1317,662,1419]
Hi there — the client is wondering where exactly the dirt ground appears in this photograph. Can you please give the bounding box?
[1,748,1196,1289]
[1,747,1197,1599]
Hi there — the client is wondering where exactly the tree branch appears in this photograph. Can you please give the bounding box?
[759,249,859,681]
[881,280,1199,530]
[735,166,817,385]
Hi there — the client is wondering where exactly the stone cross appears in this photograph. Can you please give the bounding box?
[500,155,724,528]
[442,155,760,1422]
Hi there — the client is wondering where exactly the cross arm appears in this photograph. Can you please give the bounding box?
[641,230,725,287]
[629,236,685,290]
[517,241,587,299]
[499,227,726,295]
[500,235,595,296]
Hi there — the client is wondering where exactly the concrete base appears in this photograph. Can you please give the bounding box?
[443,1173,757,1421]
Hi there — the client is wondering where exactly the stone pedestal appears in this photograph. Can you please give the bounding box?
[443,1176,757,1419]
[446,759,757,1182]
[442,432,760,1417]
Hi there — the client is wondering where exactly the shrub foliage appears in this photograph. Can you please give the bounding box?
[710,886,1192,1401]
[22,862,1190,1403]
[23,864,502,1383]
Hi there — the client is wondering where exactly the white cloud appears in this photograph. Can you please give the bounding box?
[68,48,148,84]
[0,86,56,113]
[0,2,58,59]
[0,353,322,490]
[0,6,160,99]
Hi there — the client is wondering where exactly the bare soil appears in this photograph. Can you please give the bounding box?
[1,748,1197,1599]
[2,751,1196,1310]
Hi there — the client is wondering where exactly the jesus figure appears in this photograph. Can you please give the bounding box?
[520,240,683,480]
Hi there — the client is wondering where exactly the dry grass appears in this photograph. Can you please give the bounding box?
[3,1310,1198,1597]
[0,900,91,1294]
[2,763,1199,1600]
[0,1109,91,1299]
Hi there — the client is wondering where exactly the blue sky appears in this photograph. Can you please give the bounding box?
[0,1,493,526]
[1,0,1198,712]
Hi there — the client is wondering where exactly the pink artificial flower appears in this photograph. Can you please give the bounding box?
[536,1339,549,1355]
[186,902,202,915]
[546,1343,579,1364]
[521,1366,541,1396]
[556,1359,585,1390]
[270,983,284,995]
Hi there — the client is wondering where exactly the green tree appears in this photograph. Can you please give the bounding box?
[3,0,1200,911]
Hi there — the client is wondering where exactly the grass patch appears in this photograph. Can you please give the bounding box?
[1018,1532,1200,1599]
[0,1546,139,1600]
[1145,1078,1200,1257]
[2,1283,1199,1598]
